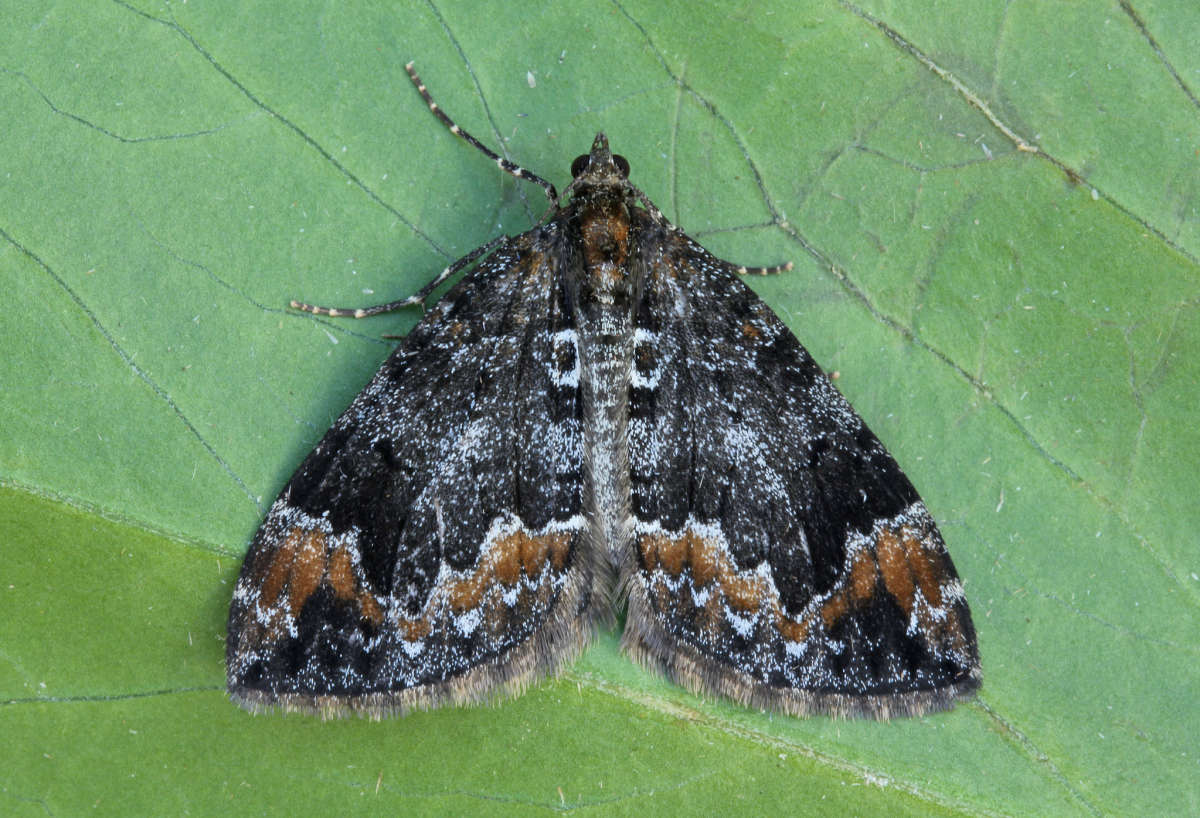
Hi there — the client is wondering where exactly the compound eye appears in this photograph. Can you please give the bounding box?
[570,154,589,178]
[613,154,630,178]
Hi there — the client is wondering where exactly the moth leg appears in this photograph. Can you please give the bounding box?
[732,260,793,276]
[670,229,792,277]
[290,235,508,317]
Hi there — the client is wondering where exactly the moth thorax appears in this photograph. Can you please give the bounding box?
[579,198,632,297]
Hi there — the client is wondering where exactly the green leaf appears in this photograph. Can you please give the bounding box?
[2,1,1196,814]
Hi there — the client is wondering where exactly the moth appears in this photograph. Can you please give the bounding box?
[226,63,981,719]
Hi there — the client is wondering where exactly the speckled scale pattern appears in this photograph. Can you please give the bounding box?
[226,68,979,719]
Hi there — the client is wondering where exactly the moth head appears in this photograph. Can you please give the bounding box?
[568,132,631,189]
